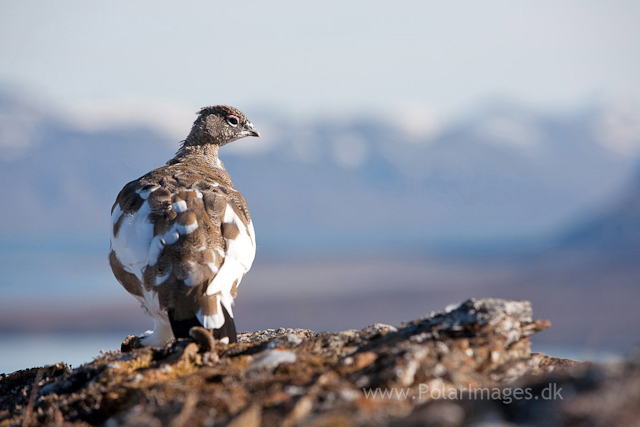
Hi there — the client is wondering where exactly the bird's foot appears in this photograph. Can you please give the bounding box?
[189,326,216,352]
[189,326,220,365]
[121,335,144,352]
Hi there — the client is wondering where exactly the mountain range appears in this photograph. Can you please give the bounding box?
[558,165,640,256]
[1,91,639,255]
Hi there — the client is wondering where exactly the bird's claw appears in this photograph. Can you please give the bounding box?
[189,326,216,352]
[121,335,144,352]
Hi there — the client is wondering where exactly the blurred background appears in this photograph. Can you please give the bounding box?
[1,1,639,373]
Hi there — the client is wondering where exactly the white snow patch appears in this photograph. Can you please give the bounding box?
[593,100,640,156]
[475,115,541,149]
[61,95,194,141]
[397,101,440,140]
[332,133,367,168]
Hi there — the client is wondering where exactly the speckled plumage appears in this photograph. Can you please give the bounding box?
[109,105,260,346]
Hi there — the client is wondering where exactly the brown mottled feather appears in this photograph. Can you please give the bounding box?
[200,293,221,316]
[112,214,124,238]
[110,105,259,346]
[222,221,240,240]
[110,163,250,321]
[109,251,143,297]
[230,279,239,298]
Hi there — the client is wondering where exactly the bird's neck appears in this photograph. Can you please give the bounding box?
[169,131,224,169]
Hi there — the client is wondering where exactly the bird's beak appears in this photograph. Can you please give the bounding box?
[244,122,261,138]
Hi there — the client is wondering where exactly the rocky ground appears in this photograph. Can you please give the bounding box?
[1,298,638,426]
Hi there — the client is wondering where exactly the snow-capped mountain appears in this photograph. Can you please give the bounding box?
[1,91,639,254]
[558,166,640,255]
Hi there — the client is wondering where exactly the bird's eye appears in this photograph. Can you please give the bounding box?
[226,115,239,127]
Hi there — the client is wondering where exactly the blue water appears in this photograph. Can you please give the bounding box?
[0,235,117,301]
[0,236,632,374]
[530,344,624,364]
[0,333,127,374]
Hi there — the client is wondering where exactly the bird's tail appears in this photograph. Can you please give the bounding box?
[168,306,237,344]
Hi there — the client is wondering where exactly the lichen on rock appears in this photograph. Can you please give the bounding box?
[1,297,635,426]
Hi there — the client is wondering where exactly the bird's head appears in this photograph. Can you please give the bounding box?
[190,105,260,146]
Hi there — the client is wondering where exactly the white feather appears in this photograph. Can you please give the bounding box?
[205,203,256,297]
[112,188,255,339]
[172,200,188,213]
[111,205,123,238]
[177,221,198,235]
[147,235,165,267]
[197,293,235,329]
[110,201,154,281]
[184,262,200,287]
[198,311,224,329]
[165,230,180,245]
[156,270,171,285]
[136,185,159,200]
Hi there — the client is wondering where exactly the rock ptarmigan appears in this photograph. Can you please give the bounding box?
[109,105,260,346]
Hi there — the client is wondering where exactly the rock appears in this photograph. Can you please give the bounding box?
[249,349,297,371]
[353,352,378,370]
[361,323,398,340]
[1,298,634,426]
[282,396,313,427]
[227,403,261,427]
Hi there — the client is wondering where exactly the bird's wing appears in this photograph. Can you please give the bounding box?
[197,183,256,329]
[109,164,255,329]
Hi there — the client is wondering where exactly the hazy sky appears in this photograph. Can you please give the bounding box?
[1,0,639,123]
